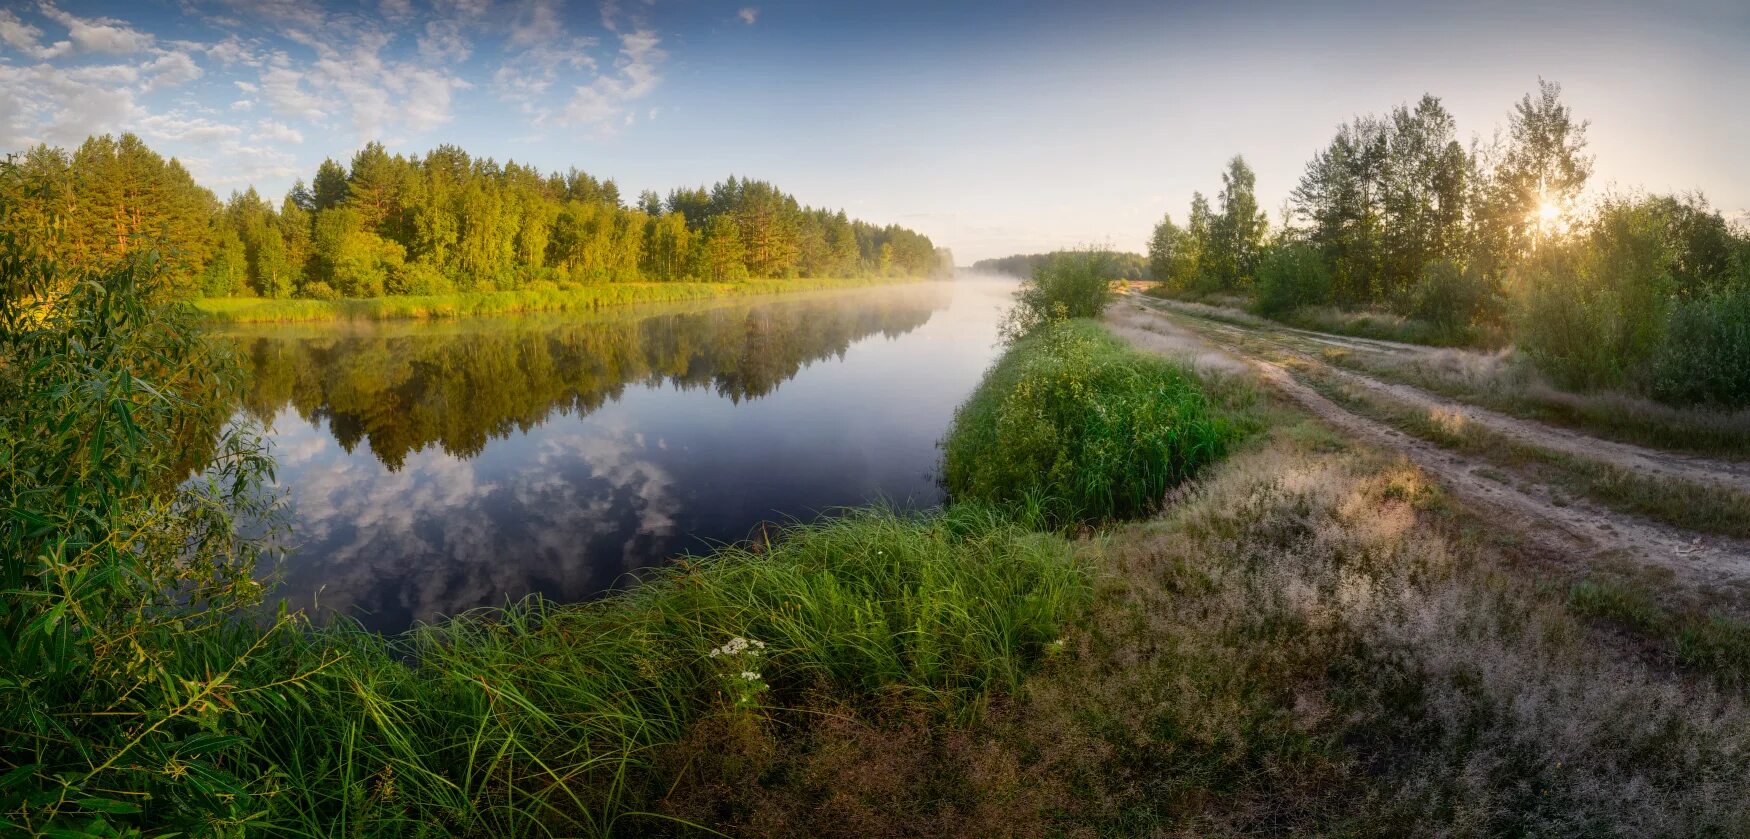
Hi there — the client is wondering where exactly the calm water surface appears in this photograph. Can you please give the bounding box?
[227,280,1014,631]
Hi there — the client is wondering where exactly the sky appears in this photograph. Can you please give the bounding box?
[0,0,1745,263]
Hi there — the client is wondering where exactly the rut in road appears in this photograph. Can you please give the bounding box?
[1128,296,1750,493]
[1105,301,1750,592]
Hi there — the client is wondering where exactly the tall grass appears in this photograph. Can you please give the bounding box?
[194,276,924,324]
[230,506,1088,836]
[943,319,1249,525]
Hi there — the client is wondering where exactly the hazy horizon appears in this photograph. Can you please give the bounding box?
[2,0,1745,262]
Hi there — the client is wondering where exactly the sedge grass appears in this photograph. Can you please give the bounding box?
[193,277,925,324]
[942,318,1253,525]
[234,505,1089,837]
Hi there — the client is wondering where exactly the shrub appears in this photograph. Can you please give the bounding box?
[1251,242,1330,316]
[1407,258,1493,340]
[388,259,455,296]
[1,249,296,833]
[1002,250,1115,339]
[943,319,1247,525]
[1652,286,1750,408]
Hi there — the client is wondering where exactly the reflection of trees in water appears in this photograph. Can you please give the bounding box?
[232,288,949,469]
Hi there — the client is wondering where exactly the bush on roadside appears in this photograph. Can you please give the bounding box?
[1407,258,1494,341]
[1252,242,1331,316]
[943,319,1246,525]
[1652,286,1750,408]
[1002,250,1115,340]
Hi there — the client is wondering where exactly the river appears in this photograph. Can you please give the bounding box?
[224,278,1016,631]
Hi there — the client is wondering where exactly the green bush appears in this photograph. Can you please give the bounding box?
[1,249,295,833]
[1002,250,1116,339]
[1252,243,1331,316]
[1407,259,1493,341]
[943,319,1247,525]
[1652,286,1750,408]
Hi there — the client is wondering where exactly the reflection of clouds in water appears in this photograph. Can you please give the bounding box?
[520,427,682,576]
[274,414,680,628]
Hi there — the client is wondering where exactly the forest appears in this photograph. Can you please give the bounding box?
[972,249,1147,279]
[1146,81,1750,407]
[0,135,952,302]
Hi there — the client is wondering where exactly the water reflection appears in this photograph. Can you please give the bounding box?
[225,281,1013,631]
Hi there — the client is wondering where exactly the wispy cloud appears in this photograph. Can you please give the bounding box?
[738,7,759,25]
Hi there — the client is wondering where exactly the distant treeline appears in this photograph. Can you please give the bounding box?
[0,135,953,301]
[1147,81,1750,407]
[972,250,1148,280]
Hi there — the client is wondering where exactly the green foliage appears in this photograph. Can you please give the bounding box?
[5,134,949,305]
[1511,194,1749,398]
[1001,250,1117,339]
[244,506,1086,835]
[943,320,1246,525]
[1252,242,1331,315]
[192,275,923,324]
[1407,259,1494,341]
[0,227,297,832]
[1652,286,1750,408]
[973,249,1148,280]
[1206,156,1269,290]
[1146,213,1199,291]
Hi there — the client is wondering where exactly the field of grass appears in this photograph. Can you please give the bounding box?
[192,276,925,323]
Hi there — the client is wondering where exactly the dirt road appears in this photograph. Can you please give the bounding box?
[1108,297,1750,591]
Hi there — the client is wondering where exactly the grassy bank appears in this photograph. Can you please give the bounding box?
[193,276,926,323]
[243,506,1089,836]
[943,318,1253,525]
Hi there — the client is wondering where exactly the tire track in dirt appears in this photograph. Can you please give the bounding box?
[1107,301,1750,589]
[1128,296,1750,492]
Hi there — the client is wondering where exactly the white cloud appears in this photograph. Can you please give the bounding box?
[37,1,155,54]
[255,119,304,144]
[0,60,144,147]
[738,7,759,25]
[418,19,471,63]
[143,50,203,91]
[554,28,665,132]
[259,59,327,122]
[138,112,242,144]
[0,9,42,52]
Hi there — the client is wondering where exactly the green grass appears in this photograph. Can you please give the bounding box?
[19,505,1087,836]
[193,276,925,323]
[942,318,1253,526]
[1569,578,1750,686]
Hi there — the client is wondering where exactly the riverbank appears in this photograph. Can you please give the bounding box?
[193,276,929,323]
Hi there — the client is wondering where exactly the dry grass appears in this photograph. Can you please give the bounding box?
[1329,344,1750,459]
[645,418,1750,837]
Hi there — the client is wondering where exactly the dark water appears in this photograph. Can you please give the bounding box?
[226,280,1014,631]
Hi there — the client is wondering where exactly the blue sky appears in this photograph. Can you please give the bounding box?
[1,0,1745,261]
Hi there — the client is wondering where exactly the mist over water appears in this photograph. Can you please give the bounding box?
[225,279,1015,631]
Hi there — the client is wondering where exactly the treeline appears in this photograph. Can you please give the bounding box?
[1147,81,1750,407]
[0,135,952,301]
[972,250,1147,280]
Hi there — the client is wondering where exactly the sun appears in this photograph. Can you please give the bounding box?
[1537,200,1562,223]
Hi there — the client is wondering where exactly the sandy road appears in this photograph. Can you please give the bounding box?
[1107,298,1750,590]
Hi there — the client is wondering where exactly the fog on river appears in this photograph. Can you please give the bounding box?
[222,278,1018,631]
